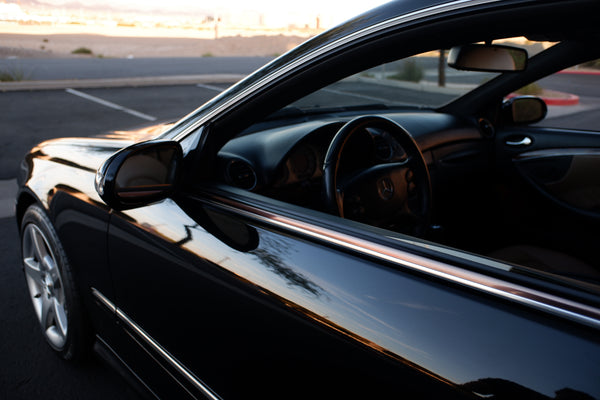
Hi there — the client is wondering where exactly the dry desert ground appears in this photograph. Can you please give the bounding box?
[0,22,315,59]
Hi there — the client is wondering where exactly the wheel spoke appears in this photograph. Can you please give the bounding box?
[41,254,57,275]
[45,326,66,349]
[53,298,68,338]
[31,228,49,264]
[23,257,45,285]
[40,294,53,329]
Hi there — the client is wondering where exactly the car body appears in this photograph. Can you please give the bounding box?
[16,0,600,399]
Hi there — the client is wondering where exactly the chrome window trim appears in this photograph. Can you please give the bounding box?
[171,0,502,141]
[91,288,223,400]
[201,196,600,330]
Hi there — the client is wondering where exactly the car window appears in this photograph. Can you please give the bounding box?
[217,37,600,297]
[290,50,499,110]
[288,38,557,113]
[526,60,600,131]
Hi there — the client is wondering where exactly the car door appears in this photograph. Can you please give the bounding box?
[104,174,600,400]
[105,191,467,399]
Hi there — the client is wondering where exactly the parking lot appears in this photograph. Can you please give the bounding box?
[0,83,234,180]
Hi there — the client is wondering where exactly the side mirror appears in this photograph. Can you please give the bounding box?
[95,140,183,210]
[448,44,527,72]
[502,96,547,125]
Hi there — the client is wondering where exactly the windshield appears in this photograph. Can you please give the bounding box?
[290,50,500,110]
[290,37,557,111]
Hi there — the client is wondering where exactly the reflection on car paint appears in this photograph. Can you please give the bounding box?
[112,197,600,398]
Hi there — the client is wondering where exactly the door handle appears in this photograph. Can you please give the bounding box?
[506,136,532,146]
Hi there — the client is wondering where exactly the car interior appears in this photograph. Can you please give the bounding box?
[200,12,600,295]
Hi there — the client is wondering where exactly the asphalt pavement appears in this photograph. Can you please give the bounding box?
[1,56,274,80]
[0,83,231,180]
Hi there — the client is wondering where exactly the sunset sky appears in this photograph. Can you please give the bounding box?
[22,0,391,28]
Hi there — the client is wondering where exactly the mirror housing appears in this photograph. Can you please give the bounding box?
[95,140,183,210]
[502,96,547,125]
[448,44,527,72]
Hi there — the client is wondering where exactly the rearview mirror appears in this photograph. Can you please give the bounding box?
[95,140,183,210]
[448,44,527,72]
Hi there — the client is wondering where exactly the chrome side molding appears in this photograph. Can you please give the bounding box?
[202,195,600,330]
[91,288,223,400]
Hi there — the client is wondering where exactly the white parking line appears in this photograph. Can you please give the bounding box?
[196,84,225,92]
[65,88,157,121]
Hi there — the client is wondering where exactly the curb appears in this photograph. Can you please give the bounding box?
[0,74,246,92]
[558,69,600,76]
[542,93,579,106]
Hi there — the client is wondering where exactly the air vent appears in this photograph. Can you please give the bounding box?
[226,160,257,190]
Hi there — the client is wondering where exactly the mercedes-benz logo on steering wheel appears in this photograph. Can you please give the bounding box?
[377,177,395,200]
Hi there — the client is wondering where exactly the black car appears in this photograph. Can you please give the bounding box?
[16,0,600,398]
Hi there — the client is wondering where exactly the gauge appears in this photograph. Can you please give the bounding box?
[289,145,317,180]
[373,135,394,161]
[370,129,408,162]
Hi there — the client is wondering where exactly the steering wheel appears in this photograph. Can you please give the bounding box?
[323,116,431,236]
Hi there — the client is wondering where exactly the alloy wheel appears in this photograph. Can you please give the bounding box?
[22,223,68,350]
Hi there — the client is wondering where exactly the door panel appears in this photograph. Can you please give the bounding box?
[107,194,600,399]
[493,126,600,276]
[515,150,600,215]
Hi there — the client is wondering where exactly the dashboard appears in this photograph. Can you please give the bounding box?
[217,110,487,211]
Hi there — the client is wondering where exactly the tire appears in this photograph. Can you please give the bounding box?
[20,204,89,360]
